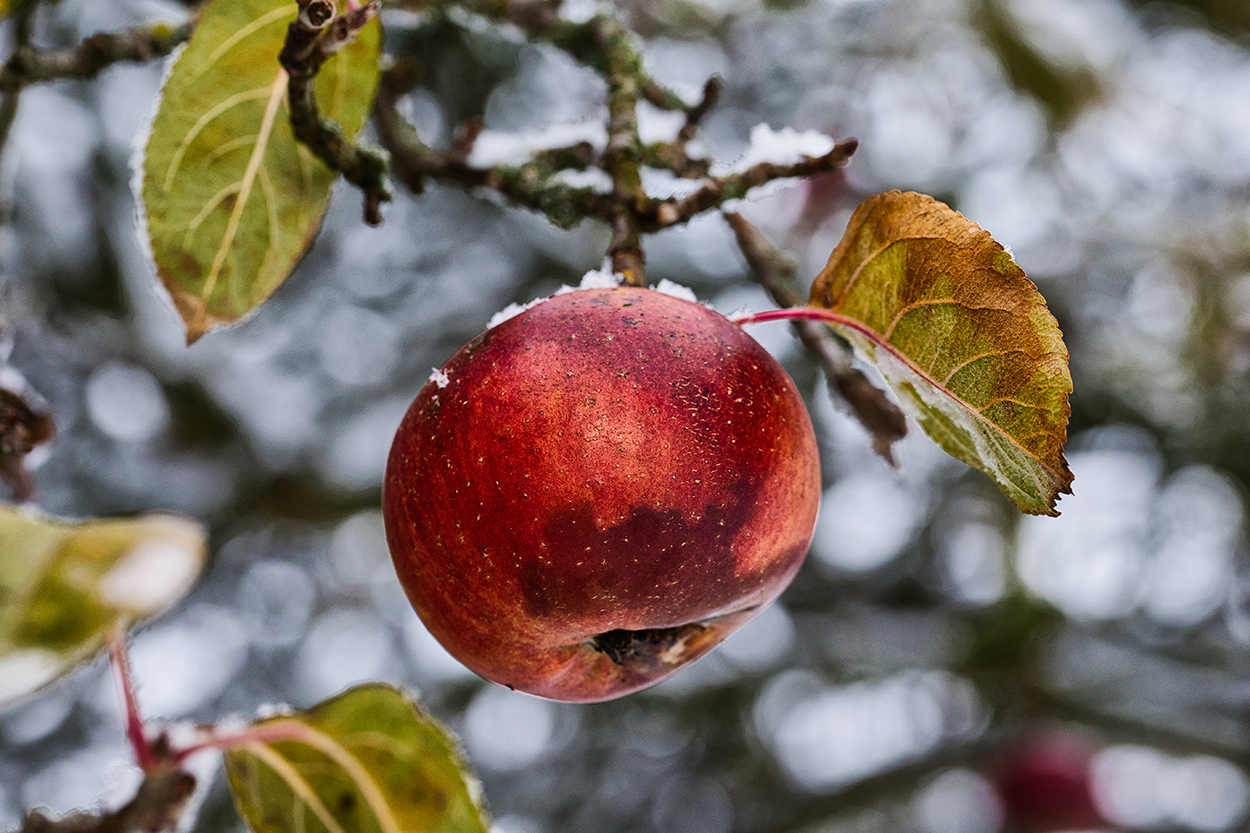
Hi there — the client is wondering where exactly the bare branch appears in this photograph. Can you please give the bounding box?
[373,66,612,228]
[648,138,859,230]
[725,212,907,463]
[0,19,193,93]
[19,770,196,833]
[279,1,392,225]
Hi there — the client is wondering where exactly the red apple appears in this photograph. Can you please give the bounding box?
[993,734,1106,832]
[383,286,820,701]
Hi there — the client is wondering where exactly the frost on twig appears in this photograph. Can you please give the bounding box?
[367,2,860,285]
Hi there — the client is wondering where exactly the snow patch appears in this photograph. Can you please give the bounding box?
[487,298,547,329]
[713,124,837,176]
[468,121,607,168]
[652,279,699,303]
[488,270,689,329]
[558,269,618,293]
[428,368,451,389]
[254,702,295,720]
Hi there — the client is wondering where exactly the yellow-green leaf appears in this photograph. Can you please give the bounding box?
[0,507,206,705]
[809,190,1073,515]
[140,0,382,343]
[224,684,490,833]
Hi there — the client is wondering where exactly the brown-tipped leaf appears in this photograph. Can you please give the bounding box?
[140,0,381,343]
[224,684,490,833]
[809,190,1072,515]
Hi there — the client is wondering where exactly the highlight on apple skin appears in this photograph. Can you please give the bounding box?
[383,286,821,702]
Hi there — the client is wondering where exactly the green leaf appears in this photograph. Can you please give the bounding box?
[140,0,382,343]
[224,684,490,833]
[809,190,1073,515]
[0,507,207,705]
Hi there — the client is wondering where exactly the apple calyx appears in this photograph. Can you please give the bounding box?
[590,624,709,667]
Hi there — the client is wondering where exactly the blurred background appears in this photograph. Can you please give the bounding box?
[3,0,1250,831]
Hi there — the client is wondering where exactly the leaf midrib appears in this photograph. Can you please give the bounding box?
[842,317,1066,491]
[827,236,1063,474]
[767,306,1065,492]
[192,71,287,333]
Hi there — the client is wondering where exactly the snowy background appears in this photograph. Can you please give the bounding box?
[4,0,1250,831]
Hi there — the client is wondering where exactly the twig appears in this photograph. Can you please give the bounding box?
[374,8,861,285]
[641,76,720,178]
[0,0,38,158]
[279,1,392,225]
[725,212,907,463]
[373,66,611,228]
[0,19,193,93]
[650,138,859,230]
[597,15,647,285]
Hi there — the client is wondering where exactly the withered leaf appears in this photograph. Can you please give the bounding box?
[809,190,1073,515]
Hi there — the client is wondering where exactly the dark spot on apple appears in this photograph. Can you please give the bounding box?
[521,480,756,619]
[590,623,709,667]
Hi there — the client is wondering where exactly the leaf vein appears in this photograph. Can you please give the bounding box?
[183,182,243,248]
[834,233,948,307]
[941,349,1030,386]
[194,73,287,331]
[186,5,295,86]
[205,134,261,167]
[269,720,406,833]
[163,86,274,191]
[242,741,348,833]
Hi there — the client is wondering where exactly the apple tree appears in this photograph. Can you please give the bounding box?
[3,0,1244,831]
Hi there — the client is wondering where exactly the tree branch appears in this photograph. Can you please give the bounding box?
[598,15,647,286]
[372,65,613,227]
[647,139,858,230]
[725,212,907,463]
[19,770,196,833]
[640,76,719,178]
[279,0,392,225]
[0,19,193,93]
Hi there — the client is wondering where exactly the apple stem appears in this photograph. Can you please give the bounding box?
[734,305,892,349]
[108,626,159,774]
[733,306,856,330]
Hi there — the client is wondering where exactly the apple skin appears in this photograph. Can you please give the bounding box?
[383,287,820,702]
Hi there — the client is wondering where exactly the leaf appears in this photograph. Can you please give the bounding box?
[140,0,382,343]
[0,507,207,705]
[808,190,1073,515]
[224,684,490,833]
